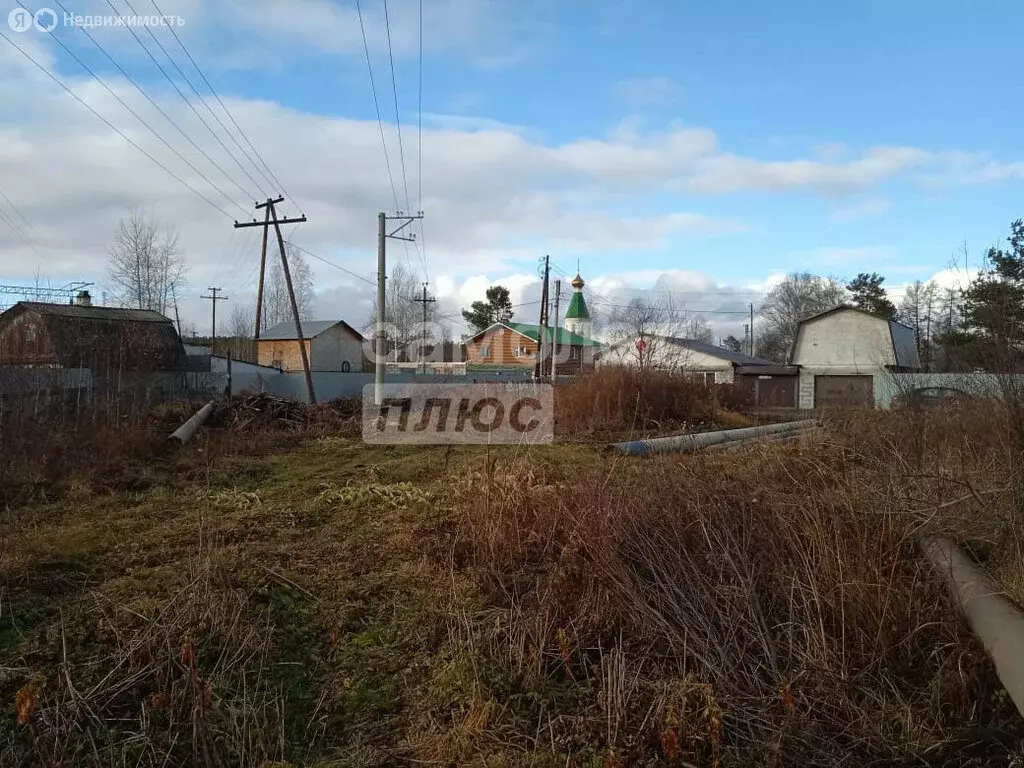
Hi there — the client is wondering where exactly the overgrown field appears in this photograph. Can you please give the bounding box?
[2,381,1024,765]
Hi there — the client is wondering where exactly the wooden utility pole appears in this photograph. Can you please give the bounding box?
[201,286,228,343]
[534,255,550,379]
[234,197,313,403]
[171,285,182,336]
[412,282,436,375]
[551,279,561,378]
[254,204,271,338]
[374,211,424,404]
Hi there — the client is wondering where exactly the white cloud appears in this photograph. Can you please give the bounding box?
[3,21,1024,335]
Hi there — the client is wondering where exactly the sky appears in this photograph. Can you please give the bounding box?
[0,0,1021,339]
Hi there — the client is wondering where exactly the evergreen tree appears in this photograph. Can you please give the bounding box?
[847,272,897,319]
[462,285,514,332]
[722,335,743,353]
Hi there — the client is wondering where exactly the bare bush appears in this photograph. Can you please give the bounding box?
[440,408,1023,765]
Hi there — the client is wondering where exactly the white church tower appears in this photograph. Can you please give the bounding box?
[564,272,592,340]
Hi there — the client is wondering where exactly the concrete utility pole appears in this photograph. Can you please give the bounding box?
[234,197,313,403]
[375,211,424,404]
[551,279,561,378]
[201,286,228,344]
[413,282,436,375]
[749,303,755,356]
[534,255,550,379]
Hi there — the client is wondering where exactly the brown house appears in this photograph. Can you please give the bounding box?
[256,320,365,372]
[0,299,186,373]
[464,321,600,375]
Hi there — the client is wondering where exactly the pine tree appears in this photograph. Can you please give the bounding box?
[847,272,897,319]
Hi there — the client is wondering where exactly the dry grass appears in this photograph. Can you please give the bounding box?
[554,367,752,441]
[3,391,1024,766]
[434,403,1024,765]
[2,546,292,766]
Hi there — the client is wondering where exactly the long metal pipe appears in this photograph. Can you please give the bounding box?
[612,419,817,456]
[699,428,814,454]
[169,400,216,444]
[920,535,1024,718]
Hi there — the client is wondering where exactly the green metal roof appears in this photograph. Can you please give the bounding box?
[565,291,589,320]
[505,321,600,347]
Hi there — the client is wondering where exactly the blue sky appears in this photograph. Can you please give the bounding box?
[1,0,1022,331]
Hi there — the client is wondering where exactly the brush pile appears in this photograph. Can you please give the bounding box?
[210,393,363,433]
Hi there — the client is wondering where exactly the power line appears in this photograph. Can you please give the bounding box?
[148,0,288,201]
[356,0,401,214]
[0,28,236,219]
[382,0,412,216]
[587,298,756,315]
[417,0,424,213]
[415,0,428,284]
[0,205,34,251]
[284,241,378,287]
[44,0,256,209]
[0,187,38,242]
[13,6,249,219]
[107,0,269,200]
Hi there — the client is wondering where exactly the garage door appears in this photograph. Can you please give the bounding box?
[814,375,873,407]
[755,376,797,408]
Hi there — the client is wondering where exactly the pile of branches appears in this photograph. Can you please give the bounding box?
[210,393,363,434]
[211,393,308,431]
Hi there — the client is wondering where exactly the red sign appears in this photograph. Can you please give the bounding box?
[635,336,648,353]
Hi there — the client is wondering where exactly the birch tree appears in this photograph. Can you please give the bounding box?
[261,246,315,330]
[366,262,440,360]
[107,210,186,316]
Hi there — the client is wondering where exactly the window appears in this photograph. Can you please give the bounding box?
[570,346,580,360]
[480,346,492,358]
[515,345,532,357]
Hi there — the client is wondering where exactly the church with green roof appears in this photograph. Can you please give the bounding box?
[464,271,600,375]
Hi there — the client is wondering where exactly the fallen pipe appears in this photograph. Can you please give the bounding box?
[920,535,1024,718]
[700,428,816,454]
[612,419,817,456]
[169,400,216,444]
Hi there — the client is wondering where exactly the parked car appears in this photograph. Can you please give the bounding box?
[895,386,973,409]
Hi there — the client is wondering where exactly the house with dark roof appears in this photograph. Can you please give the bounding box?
[0,297,186,372]
[791,305,921,408]
[256,319,365,373]
[464,321,601,375]
[598,334,779,383]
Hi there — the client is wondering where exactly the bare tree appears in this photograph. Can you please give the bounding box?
[367,261,440,361]
[606,296,690,371]
[899,280,939,371]
[107,209,186,316]
[262,245,315,330]
[228,304,255,339]
[682,315,715,344]
[224,303,256,361]
[758,272,846,362]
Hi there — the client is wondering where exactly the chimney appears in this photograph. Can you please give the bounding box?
[75,290,92,307]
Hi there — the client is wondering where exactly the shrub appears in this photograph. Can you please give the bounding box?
[554,367,718,438]
[444,407,1023,765]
